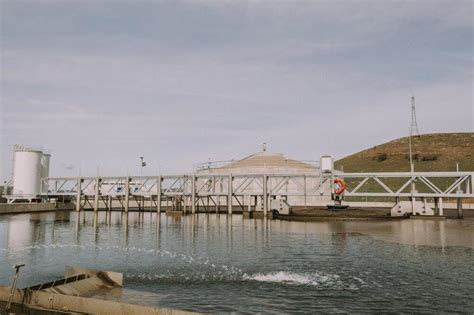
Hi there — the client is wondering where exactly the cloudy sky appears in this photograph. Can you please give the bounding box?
[0,0,472,180]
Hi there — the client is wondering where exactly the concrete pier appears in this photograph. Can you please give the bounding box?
[157,177,162,213]
[124,177,130,212]
[0,202,75,214]
[76,178,82,212]
[263,174,268,217]
[439,198,444,216]
[192,175,196,214]
[227,175,233,214]
[457,198,463,219]
[94,177,100,212]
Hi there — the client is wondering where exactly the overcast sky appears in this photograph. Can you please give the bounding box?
[0,0,472,180]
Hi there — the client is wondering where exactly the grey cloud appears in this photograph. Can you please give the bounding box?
[1,0,472,180]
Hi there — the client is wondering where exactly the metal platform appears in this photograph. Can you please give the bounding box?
[3,171,473,218]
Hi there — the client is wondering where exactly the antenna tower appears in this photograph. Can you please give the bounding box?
[410,95,419,136]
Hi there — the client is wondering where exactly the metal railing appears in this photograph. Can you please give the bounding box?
[36,171,473,199]
[196,160,234,171]
[196,159,320,171]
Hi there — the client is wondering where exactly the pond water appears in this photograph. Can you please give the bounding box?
[1,211,473,313]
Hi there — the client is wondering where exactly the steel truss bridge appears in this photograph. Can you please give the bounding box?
[30,171,474,217]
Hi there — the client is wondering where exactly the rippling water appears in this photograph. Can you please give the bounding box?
[1,211,473,313]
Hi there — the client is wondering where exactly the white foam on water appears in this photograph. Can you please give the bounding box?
[243,271,341,287]
[2,243,234,273]
[1,243,87,252]
[3,244,357,289]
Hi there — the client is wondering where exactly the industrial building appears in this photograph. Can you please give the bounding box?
[7,145,51,202]
[195,147,333,208]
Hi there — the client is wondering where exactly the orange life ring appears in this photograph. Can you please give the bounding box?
[334,178,346,195]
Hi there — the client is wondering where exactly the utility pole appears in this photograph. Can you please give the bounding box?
[410,95,420,136]
[408,95,420,172]
[409,95,419,214]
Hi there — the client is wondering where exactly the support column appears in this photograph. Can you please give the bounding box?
[191,175,196,214]
[216,196,220,213]
[108,195,112,211]
[183,177,187,214]
[263,174,268,217]
[157,177,162,213]
[439,197,443,216]
[183,196,187,214]
[124,177,130,212]
[303,175,307,207]
[455,176,464,219]
[94,177,100,212]
[457,198,463,219]
[470,175,474,195]
[228,174,233,214]
[76,178,82,212]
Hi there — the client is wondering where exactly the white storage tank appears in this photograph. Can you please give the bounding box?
[41,154,51,193]
[12,150,43,197]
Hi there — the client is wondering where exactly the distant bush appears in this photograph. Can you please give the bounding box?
[421,154,438,162]
[376,153,388,162]
[405,153,419,161]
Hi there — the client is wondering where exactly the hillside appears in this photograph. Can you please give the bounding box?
[335,133,474,172]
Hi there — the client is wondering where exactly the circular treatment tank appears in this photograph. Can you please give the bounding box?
[12,150,43,197]
[41,153,51,194]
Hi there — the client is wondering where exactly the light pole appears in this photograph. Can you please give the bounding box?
[140,156,147,176]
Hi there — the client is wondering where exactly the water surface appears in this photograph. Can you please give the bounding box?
[1,211,473,313]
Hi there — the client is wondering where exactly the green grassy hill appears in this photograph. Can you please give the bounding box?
[335,133,473,200]
[335,133,474,172]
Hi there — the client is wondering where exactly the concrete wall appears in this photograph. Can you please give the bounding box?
[0,286,196,315]
[0,202,75,215]
[343,201,474,210]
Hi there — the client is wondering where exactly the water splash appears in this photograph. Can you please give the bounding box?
[243,271,341,286]
[126,269,361,290]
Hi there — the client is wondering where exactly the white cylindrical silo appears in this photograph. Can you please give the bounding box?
[41,154,51,193]
[12,150,43,197]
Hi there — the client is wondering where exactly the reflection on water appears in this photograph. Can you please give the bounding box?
[1,212,473,313]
